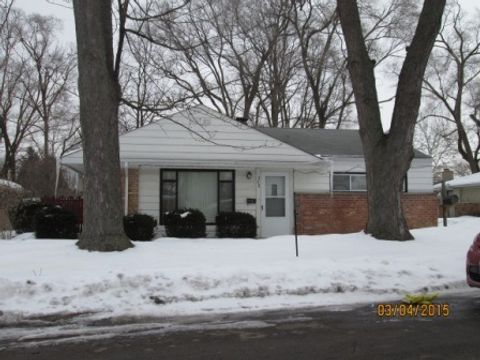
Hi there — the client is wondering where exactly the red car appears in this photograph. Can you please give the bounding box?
[467,233,480,287]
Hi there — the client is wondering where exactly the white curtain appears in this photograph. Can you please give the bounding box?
[178,172,217,222]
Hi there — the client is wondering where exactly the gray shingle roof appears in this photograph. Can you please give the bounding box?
[257,128,430,158]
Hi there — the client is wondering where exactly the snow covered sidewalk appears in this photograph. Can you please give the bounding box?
[0,217,478,320]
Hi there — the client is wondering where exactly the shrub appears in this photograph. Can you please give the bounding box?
[164,208,206,238]
[216,212,257,238]
[34,206,78,239]
[9,199,49,233]
[123,213,157,241]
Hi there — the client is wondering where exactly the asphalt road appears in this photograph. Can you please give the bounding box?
[2,290,480,360]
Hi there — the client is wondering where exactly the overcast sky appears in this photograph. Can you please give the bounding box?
[13,0,480,128]
[15,0,480,45]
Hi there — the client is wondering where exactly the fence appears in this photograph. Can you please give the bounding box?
[42,196,83,226]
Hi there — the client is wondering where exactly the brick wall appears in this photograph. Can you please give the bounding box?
[120,168,139,214]
[454,203,480,217]
[295,192,438,235]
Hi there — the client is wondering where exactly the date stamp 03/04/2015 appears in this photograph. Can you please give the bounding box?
[376,303,451,318]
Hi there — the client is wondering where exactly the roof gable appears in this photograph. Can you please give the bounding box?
[62,105,322,167]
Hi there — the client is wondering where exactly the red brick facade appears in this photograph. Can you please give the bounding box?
[453,203,480,217]
[295,193,438,235]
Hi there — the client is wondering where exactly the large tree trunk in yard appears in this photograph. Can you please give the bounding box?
[338,0,445,240]
[73,0,133,251]
[364,150,412,240]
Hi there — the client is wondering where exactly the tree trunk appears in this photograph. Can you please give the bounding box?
[72,0,133,251]
[364,147,412,240]
[0,150,15,180]
[338,0,445,240]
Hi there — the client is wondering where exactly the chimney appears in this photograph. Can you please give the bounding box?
[235,117,248,125]
[442,168,454,182]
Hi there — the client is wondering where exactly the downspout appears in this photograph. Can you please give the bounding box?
[328,158,334,197]
[124,161,129,215]
[292,168,299,257]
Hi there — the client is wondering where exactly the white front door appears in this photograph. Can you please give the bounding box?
[260,172,291,237]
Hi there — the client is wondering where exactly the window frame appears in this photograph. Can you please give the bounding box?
[332,172,408,192]
[159,169,235,225]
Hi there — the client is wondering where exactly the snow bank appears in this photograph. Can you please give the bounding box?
[0,179,22,190]
[0,217,477,319]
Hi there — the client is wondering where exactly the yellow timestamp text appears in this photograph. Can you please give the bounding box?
[377,303,450,318]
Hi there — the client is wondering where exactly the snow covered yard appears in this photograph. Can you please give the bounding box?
[0,217,478,321]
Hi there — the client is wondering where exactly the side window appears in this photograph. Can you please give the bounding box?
[333,173,366,192]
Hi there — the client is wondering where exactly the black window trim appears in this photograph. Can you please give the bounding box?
[159,168,236,225]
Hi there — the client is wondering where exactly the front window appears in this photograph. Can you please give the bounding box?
[160,170,234,223]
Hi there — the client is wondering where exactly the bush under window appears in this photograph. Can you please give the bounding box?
[9,199,49,233]
[34,206,78,239]
[216,212,257,238]
[124,213,157,241]
[164,208,206,238]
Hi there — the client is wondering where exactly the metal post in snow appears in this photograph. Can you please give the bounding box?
[294,195,299,257]
[441,179,447,227]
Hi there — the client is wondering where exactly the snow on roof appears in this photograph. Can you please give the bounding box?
[442,172,480,189]
[0,179,23,190]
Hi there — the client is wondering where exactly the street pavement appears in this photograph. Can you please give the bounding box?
[2,289,480,359]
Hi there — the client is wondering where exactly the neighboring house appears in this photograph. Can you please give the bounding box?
[436,172,480,217]
[61,105,437,237]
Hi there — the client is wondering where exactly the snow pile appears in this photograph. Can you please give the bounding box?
[0,217,477,319]
[0,179,22,190]
[439,172,480,189]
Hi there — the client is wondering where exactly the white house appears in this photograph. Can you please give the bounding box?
[61,105,437,237]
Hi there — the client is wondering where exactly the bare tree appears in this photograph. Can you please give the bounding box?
[291,1,352,128]
[73,0,132,251]
[120,36,185,131]
[414,113,456,171]
[423,1,480,173]
[20,13,77,158]
[338,0,445,240]
[130,0,293,123]
[0,5,39,180]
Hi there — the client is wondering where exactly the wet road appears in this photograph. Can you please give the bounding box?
[2,290,480,360]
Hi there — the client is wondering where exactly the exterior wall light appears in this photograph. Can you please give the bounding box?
[246,171,253,180]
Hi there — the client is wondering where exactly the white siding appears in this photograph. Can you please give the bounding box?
[63,105,322,167]
[333,158,366,172]
[235,169,257,217]
[408,158,433,192]
[291,157,433,193]
[138,167,160,221]
[456,187,480,203]
[294,169,330,193]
